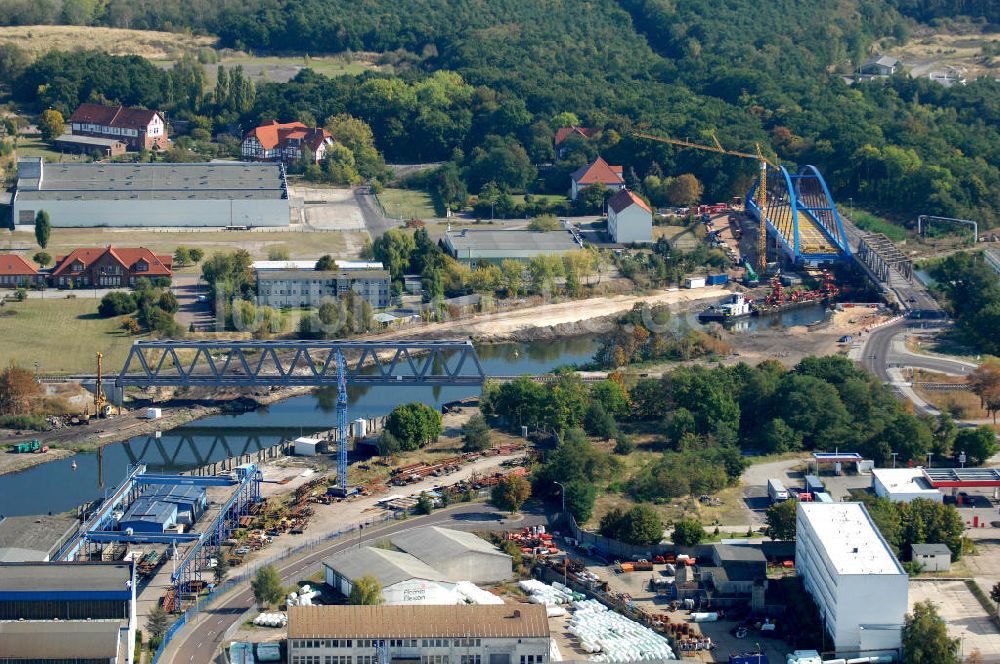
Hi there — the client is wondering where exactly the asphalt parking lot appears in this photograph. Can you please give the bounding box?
[910,579,1000,661]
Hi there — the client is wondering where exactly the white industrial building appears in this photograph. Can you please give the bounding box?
[323,547,457,605]
[607,189,653,244]
[11,158,289,228]
[292,437,325,456]
[287,604,550,664]
[796,502,908,658]
[391,526,513,584]
[871,468,942,503]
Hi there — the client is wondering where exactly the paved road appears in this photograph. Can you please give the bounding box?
[163,503,546,664]
[354,186,401,239]
[862,319,974,379]
[171,275,215,330]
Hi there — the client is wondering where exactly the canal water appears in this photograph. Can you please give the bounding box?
[733,303,829,332]
[0,337,600,516]
[0,304,829,517]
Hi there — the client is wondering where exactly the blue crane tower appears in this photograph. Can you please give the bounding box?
[331,349,355,497]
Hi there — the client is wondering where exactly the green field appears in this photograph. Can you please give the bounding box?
[0,298,134,374]
[378,188,438,220]
[0,227,363,268]
[210,54,374,83]
[531,194,570,204]
[15,137,87,163]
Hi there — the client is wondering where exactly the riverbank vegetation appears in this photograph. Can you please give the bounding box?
[591,304,730,368]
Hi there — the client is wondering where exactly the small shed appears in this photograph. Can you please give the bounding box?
[119,497,177,533]
[293,436,325,456]
[912,543,951,572]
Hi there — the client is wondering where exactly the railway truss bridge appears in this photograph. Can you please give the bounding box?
[115,340,487,388]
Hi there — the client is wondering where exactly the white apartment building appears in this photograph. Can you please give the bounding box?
[287,605,550,664]
[796,502,908,658]
[256,268,391,309]
[606,189,652,244]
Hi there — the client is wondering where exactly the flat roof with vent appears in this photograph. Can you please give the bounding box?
[922,467,1000,487]
[15,160,287,201]
[445,228,579,253]
[799,502,904,576]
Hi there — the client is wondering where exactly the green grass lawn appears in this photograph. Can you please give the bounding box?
[531,194,570,204]
[850,210,908,242]
[0,298,135,374]
[15,137,87,163]
[207,55,374,84]
[377,188,438,220]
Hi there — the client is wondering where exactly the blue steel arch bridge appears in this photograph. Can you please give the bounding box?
[746,164,852,265]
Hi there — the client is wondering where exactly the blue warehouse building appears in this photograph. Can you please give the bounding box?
[0,561,136,663]
[119,497,178,533]
[141,484,207,525]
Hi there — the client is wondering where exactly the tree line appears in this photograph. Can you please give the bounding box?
[5,0,1000,226]
[486,354,985,527]
[930,252,1000,354]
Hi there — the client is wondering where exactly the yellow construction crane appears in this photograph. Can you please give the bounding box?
[633,131,775,275]
[93,352,109,418]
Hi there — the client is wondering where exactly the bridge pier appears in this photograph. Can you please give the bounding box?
[77,381,125,406]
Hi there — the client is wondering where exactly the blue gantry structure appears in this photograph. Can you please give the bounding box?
[57,463,262,595]
[746,164,852,265]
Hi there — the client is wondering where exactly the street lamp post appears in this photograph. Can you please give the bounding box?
[890,452,898,469]
[926,452,934,469]
[552,481,566,514]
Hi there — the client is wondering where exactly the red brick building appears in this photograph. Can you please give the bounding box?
[51,247,172,288]
[0,254,44,287]
[68,103,167,152]
[241,121,334,163]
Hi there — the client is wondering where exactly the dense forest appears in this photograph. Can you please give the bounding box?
[929,252,1000,353]
[2,0,999,225]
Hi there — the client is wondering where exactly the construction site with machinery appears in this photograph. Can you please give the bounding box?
[633,131,931,320]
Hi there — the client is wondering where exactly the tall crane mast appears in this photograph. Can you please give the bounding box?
[633,131,775,275]
[94,352,108,417]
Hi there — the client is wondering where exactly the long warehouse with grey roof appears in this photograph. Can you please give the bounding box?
[11,158,290,227]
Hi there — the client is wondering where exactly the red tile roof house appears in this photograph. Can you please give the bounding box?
[607,189,653,244]
[68,103,167,152]
[0,254,44,288]
[569,156,625,201]
[241,121,335,164]
[50,247,172,288]
[554,126,597,158]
